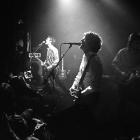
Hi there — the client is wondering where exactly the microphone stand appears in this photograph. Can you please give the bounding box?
[46,43,72,89]
[33,43,45,53]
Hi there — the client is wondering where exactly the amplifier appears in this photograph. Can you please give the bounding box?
[29,53,41,58]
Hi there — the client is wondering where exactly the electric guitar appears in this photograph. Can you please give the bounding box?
[58,56,67,80]
[118,66,140,84]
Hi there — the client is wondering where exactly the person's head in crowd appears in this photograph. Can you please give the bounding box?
[21,108,33,123]
[45,36,55,46]
[9,108,34,139]
[127,32,140,51]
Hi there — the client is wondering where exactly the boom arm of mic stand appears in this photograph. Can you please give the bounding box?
[46,43,72,80]
[33,43,44,53]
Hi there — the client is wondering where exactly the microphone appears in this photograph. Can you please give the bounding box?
[62,42,81,46]
[39,41,45,46]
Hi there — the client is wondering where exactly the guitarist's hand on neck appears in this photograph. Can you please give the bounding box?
[69,86,96,102]
[69,86,81,99]
[81,86,94,95]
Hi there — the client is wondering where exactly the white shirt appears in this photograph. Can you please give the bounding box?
[72,52,103,93]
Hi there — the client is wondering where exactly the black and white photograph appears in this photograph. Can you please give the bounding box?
[0,0,140,139]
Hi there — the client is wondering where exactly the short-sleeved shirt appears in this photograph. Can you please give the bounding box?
[112,48,140,73]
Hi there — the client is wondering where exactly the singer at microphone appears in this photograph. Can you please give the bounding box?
[62,42,82,46]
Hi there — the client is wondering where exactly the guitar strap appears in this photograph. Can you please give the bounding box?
[78,54,96,88]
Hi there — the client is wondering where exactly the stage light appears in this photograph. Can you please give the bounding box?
[60,0,72,5]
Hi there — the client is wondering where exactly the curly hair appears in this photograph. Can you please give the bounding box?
[83,31,103,53]
[127,32,140,50]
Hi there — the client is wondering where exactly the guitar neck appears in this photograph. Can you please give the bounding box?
[61,58,64,71]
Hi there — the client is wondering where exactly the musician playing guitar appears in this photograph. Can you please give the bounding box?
[29,36,59,91]
[112,32,140,84]
[69,31,103,106]
[40,36,59,79]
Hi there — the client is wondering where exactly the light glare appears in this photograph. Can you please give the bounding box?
[61,0,72,5]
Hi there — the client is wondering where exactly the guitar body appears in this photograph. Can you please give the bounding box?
[42,65,50,79]
[30,56,51,79]
[58,69,67,80]
[117,68,140,85]
[69,87,98,115]
[57,57,68,80]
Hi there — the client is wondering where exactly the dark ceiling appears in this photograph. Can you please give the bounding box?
[9,0,140,26]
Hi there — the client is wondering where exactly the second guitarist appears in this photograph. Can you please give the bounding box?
[29,36,59,91]
[42,36,59,79]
